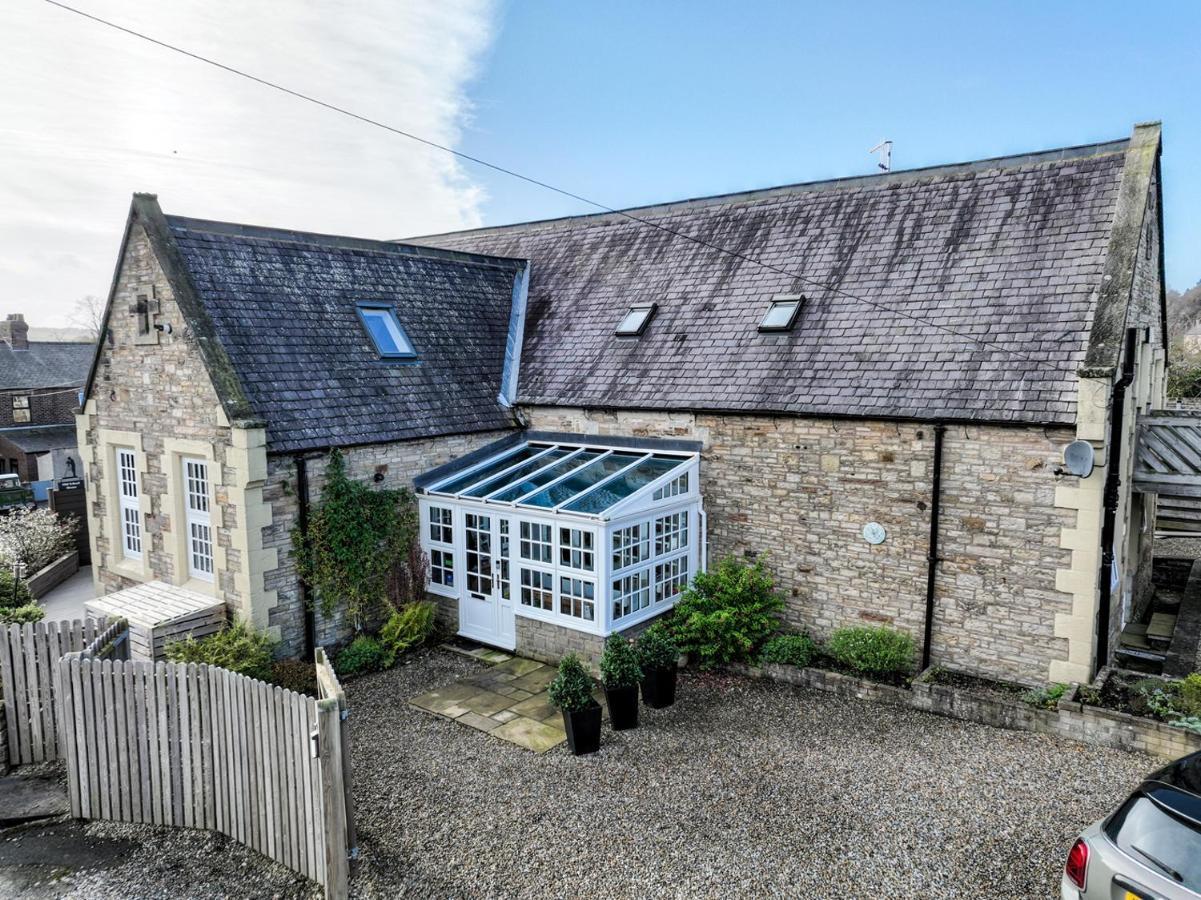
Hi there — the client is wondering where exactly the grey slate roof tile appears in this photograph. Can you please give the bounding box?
[164,217,522,454]
[420,142,1128,425]
[0,342,92,390]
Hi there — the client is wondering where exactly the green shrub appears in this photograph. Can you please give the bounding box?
[671,556,784,669]
[759,633,817,668]
[599,636,642,689]
[379,601,435,665]
[547,653,595,712]
[826,626,916,679]
[334,635,389,678]
[1177,673,1201,717]
[0,571,33,609]
[635,621,679,673]
[1171,715,1201,736]
[0,603,44,625]
[1020,682,1070,709]
[166,620,277,681]
[271,659,318,696]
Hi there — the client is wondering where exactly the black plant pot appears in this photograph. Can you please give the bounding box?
[604,684,640,730]
[562,703,602,755]
[640,666,678,709]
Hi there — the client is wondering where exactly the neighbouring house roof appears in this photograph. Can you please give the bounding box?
[0,342,92,390]
[0,424,78,453]
[92,196,527,454]
[415,126,1161,426]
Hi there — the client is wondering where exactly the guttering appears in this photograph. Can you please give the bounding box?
[295,455,316,658]
[921,423,946,670]
[1094,329,1138,675]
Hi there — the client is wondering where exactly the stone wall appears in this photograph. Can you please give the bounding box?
[76,225,266,626]
[522,406,1080,685]
[261,429,513,658]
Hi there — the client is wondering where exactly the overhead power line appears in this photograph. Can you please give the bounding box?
[43,0,1077,377]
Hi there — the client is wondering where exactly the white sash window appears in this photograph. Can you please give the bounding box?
[116,448,141,561]
[183,458,214,581]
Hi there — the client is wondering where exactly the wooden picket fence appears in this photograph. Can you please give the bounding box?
[55,644,352,899]
[0,618,113,766]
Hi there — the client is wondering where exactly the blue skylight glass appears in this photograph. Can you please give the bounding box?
[357,304,416,358]
[521,452,645,508]
[563,455,685,514]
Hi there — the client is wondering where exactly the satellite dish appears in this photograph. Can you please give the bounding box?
[1063,440,1095,478]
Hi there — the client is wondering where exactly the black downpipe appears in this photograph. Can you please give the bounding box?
[921,423,946,671]
[1094,329,1139,674]
[295,455,316,659]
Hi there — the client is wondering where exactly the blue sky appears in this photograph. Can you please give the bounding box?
[464,0,1201,291]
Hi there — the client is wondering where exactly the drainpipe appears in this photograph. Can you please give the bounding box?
[1094,328,1138,674]
[295,455,316,659]
[920,423,946,671]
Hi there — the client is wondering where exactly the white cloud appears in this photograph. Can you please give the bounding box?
[0,0,497,326]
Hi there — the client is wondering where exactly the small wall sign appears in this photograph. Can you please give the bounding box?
[862,522,887,545]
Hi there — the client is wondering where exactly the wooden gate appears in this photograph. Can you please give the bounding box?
[55,638,351,899]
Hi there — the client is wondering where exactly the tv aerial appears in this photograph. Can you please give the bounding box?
[870,140,893,173]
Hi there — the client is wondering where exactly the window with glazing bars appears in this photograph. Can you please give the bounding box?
[559,576,596,621]
[652,472,689,501]
[611,523,649,571]
[116,447,141,560]
[520,567,552,611]
[519,521,552,563]
[183,458,214,580]
[655,511,688,556]
[655,556,688,603]
[428,505,455,587]
[559,527,594,571]
[612,570,651,620]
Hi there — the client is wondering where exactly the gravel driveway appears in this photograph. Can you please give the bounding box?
[30,648,1156,899]
[345,650,1156,899]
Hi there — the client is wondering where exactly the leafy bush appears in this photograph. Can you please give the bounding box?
[671,556,784,669]
[379,601,435,666]
[1177,673,1201,717]
[0,603,44,625]
[0,508,77,572]
[0,570,34,609]
[599,636,642,689]
[826,626,916,680]
[635,621,679,673]
[271,659,318,696]
[759,633,817,668]
[1171,716,1201,736]
[1021,682,1070,709]
[165,620,277,681]
[547,653,596,712]
[334,635,389,678]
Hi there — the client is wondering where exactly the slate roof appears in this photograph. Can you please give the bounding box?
[163,216,523,453]
[0,342,92,390]
[416,139,1134,425]
[0,424,77,453]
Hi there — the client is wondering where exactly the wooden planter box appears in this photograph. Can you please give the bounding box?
[26,550,79,600]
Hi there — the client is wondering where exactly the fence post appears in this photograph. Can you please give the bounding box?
[316,697,348,900]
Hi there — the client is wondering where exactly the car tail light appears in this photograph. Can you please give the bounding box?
[1065,838,1089,890]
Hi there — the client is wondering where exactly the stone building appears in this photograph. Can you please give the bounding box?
[79,123,1167,686]
[0,312,92,487]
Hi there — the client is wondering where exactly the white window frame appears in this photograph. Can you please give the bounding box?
[116,447,142,561]
[182,457,214,582]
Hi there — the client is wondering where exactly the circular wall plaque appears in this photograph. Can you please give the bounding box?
[862,522,887,545]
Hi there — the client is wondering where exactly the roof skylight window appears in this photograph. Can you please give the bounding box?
[758,296,803,332]
[357,303,416,359]
[615,303,657,337]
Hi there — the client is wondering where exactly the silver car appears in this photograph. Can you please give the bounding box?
[1062,750,1201,899]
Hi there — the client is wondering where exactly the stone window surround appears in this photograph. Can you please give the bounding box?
[97,427,151,584]
[161,436,225,599]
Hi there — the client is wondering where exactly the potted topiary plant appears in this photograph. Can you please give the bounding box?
[599,635,642,730]
[635,621,680,708]
[547,653,601,755]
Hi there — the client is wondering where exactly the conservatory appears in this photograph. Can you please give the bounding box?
[415,434,704,652]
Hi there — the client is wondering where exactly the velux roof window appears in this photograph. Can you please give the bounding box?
[357,303,416,359]
[615,303,656,337]
[759,295,803,332]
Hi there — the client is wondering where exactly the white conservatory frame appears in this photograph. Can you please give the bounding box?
[416,436,705,651]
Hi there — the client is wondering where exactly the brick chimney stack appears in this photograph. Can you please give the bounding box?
[0,314,29,350]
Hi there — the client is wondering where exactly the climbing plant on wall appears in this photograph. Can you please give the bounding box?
[290,449,421,633]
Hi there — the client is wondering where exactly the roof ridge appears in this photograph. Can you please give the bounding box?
[406,136,1129,242]
[165,214,528,271]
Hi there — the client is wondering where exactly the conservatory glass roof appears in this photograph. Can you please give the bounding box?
[421,440,691,517]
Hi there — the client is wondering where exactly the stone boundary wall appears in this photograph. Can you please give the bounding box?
[729,662,1201,760]
[27,551,79,599]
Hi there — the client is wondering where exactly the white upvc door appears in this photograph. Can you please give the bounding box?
[457,511,516,650]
